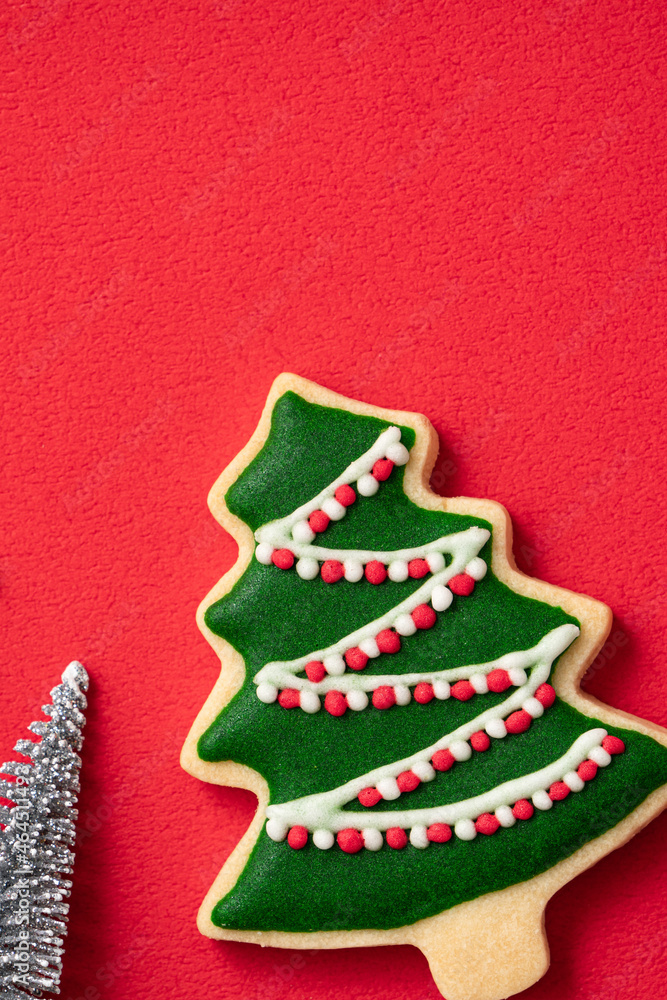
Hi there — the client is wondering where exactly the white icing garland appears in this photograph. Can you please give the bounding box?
[267,727,605,840]
[265,624,580,832]
[255,426,406,554]
[254,525,490,697]
[253,425,476,576]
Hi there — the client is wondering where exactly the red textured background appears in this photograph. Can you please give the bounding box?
[2,1,667,998]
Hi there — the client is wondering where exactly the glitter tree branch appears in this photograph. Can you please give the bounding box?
[0,661,89,998]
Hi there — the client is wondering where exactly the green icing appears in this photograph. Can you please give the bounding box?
[199,390,667,932]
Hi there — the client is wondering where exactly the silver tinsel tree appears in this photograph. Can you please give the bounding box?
[0,662,88,998]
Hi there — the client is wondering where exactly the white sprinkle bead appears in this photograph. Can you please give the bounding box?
[394,684,411,706]
[431,584,453,612]
[266,819,288,842]
[321,497,346,521]
[343,559,364,582]
[357,473,379,496]
[362,828,383,851]
[394,613,418,636]
[388,560,409,582]
[313,829,334,850]
[449,740,472,762]
[470,673,489,695]
[346,690,369,712]
[433,680,451,700]
[426,551,446,574]
[522,697,544,718]
[455,819,477,841]
[409,825,429,849]
[508,667,528,687]
[377,777,401,800]
[385,441,410,465]
[495,805,516,828]
[589,745,612,767]
[532,789,553,811]
[296,557,320,580]
[563,770,585,792]
[465,557,487,581]
[485,718,507,739]
[256,683,279,704]
[359,637,381,658]
[299,691,321,714]
[292,520,316,544]
[412,760,436,782]
[255,542,274,565]
[323,654,346,676]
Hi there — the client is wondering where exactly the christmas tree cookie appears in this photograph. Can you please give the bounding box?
[181,373,667,1000]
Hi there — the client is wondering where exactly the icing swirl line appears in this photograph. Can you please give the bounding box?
[254,525,490,699]
[265,624,580,830]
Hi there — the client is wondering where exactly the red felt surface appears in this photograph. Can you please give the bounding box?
[2,1,667,998]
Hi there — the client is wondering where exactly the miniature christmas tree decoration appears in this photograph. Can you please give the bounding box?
[182,374,667,1000]
[0,661,88,998]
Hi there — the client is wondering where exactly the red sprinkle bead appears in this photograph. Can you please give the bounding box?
[412,604,437,629]
[396,770,421,793]
[372,458,394,481]
[372,686,396,710]
[334,484,356,506]
[308,510,330,533]
[345,647,369,671]
[305,660,326,683]
[278,689,300,709]
[287,825,308,849]
[427,823,452,843]
[431,749,456,771]
[386,827,408,849]
[578,759,598,781]
[505,710,532,734]
[337,829,364,854]
[602,735,626,755]
[365,560,387,584]
[408,558,430,579]
[470,731,491,752]
[272,548,294,570]
[475,813,500,836]
[487,669,512,693]
[448,573,475,596]
[549,781,570,801]
[512,799,534,820]
[414,682,434,704]
[535,683,556,708]
[358,787,383,807]
[376,629,401,654]
[324,691,347,717]
[321,560,344,583]
[451,680,475,701]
